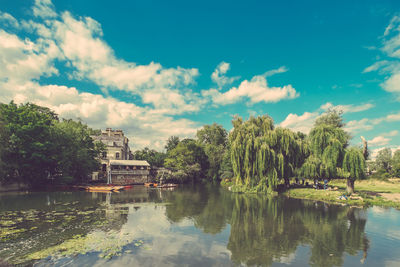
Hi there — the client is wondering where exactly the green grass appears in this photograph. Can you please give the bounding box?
[330,178,400,194]
[221,177,400,209]
[285,178,400,209]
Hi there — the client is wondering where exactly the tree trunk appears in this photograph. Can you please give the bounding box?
[284,177,290,188]
[346,179,354,194]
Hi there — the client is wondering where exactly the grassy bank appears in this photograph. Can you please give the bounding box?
[222,178,400,209]
[285,178,400,209]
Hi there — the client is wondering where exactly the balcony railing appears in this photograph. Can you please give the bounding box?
[111,170,149,175]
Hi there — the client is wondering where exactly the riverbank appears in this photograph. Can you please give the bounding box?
[284,178,400,209]
[222,178,400,209]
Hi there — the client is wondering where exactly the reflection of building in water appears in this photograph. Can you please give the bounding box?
[91,128,150,184]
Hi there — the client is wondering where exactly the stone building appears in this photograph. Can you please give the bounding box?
[91,128,150,184]
[91,128,131,161]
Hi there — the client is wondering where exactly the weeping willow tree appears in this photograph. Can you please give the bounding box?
[229,115,308,192]
[343,147,366,194]
[299,110,349,181]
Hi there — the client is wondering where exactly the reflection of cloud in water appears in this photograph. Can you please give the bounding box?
[273,251,296,265]
[366,207,400,241]
[92,204,232,267]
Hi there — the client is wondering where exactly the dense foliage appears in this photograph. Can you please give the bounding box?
[0,102,104,187]
[196,123,228,181]
[343,147,366,193]
[164,139,209,183]
[132,147,166,167]
[229,115,308,192]
[369,148,400,179]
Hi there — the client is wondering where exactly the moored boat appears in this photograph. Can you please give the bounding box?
[85,185,124,191]
[144,183,158,187]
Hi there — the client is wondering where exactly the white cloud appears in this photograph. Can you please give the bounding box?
[345,118,374,133]
[279,112,319,134]
[386,111,400,121]
[280,102,375,134]
[204,67,298,105]
[368,130,399,148]
[14,2,201,115]
[0,1,203,150]
[363,60,389,73]
[383,130,399,137]
[320,102,374,113]
[211,62,239,88]
[384,16,400,37]
[32,0,57,19]
[0,11,19,28]
[365,15,400,98]
[344,111,400,134]
[368,136,391,146]
[370,146,400,159]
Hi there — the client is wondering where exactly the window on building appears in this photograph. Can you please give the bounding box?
[102,152,107,159]
[116,152,120,159]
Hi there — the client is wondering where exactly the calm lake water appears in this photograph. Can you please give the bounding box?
[1,184,400,266]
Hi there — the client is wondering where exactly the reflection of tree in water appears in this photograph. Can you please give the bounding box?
[193,184,233,234]
[164,187,370,267]
[162,184,233,234]
[164,184,209,223]
[226,194,369,267]
[228,195,307,266]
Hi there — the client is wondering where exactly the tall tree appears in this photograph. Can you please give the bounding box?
[54,119,104,184]
[196,123,228,181]
[0,102,59,187]
[304,109,350,182]
[375,148,392,173]
[342,147,366,194]
[229,115,307,191]
[164,139,209,183]
[165,136,180,152]
[314,109,345,128]
[392,149,400,178]
[132,147,166,167]
[0,102,104,187]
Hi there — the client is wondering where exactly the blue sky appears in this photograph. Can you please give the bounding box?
[0,0,399,155]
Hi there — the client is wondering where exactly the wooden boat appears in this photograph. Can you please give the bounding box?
[85,185,124,192]
[144,183,158,187]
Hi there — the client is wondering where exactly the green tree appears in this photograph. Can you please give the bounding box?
[54,119,104,184]
[196,123,228,181]
[375,148,392,173]
[165,136,180,152]
[306,109,350,182]
[132,147,166,167]
[342,147,366,194]
[219,143,234,180]
[229,115,307,191]
[314,109,345,128]
[0,102,104,187]
[164,139,209,183]
[0,102,59,187]
[391,149,400,178]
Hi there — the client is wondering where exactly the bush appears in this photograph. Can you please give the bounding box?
[369,169,390,180]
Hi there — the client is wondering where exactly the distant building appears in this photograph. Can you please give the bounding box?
[91,128,150,184]
[91,128,131,161]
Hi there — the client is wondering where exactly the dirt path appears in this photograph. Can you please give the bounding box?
[380,193,400,202]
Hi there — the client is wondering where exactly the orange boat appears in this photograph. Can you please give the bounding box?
[144,183,158,187]
[85,186,124,192]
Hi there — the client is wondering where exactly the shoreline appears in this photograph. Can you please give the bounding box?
[222,178,400,210]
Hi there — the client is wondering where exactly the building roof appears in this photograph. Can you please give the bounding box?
[109,160,150,166]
